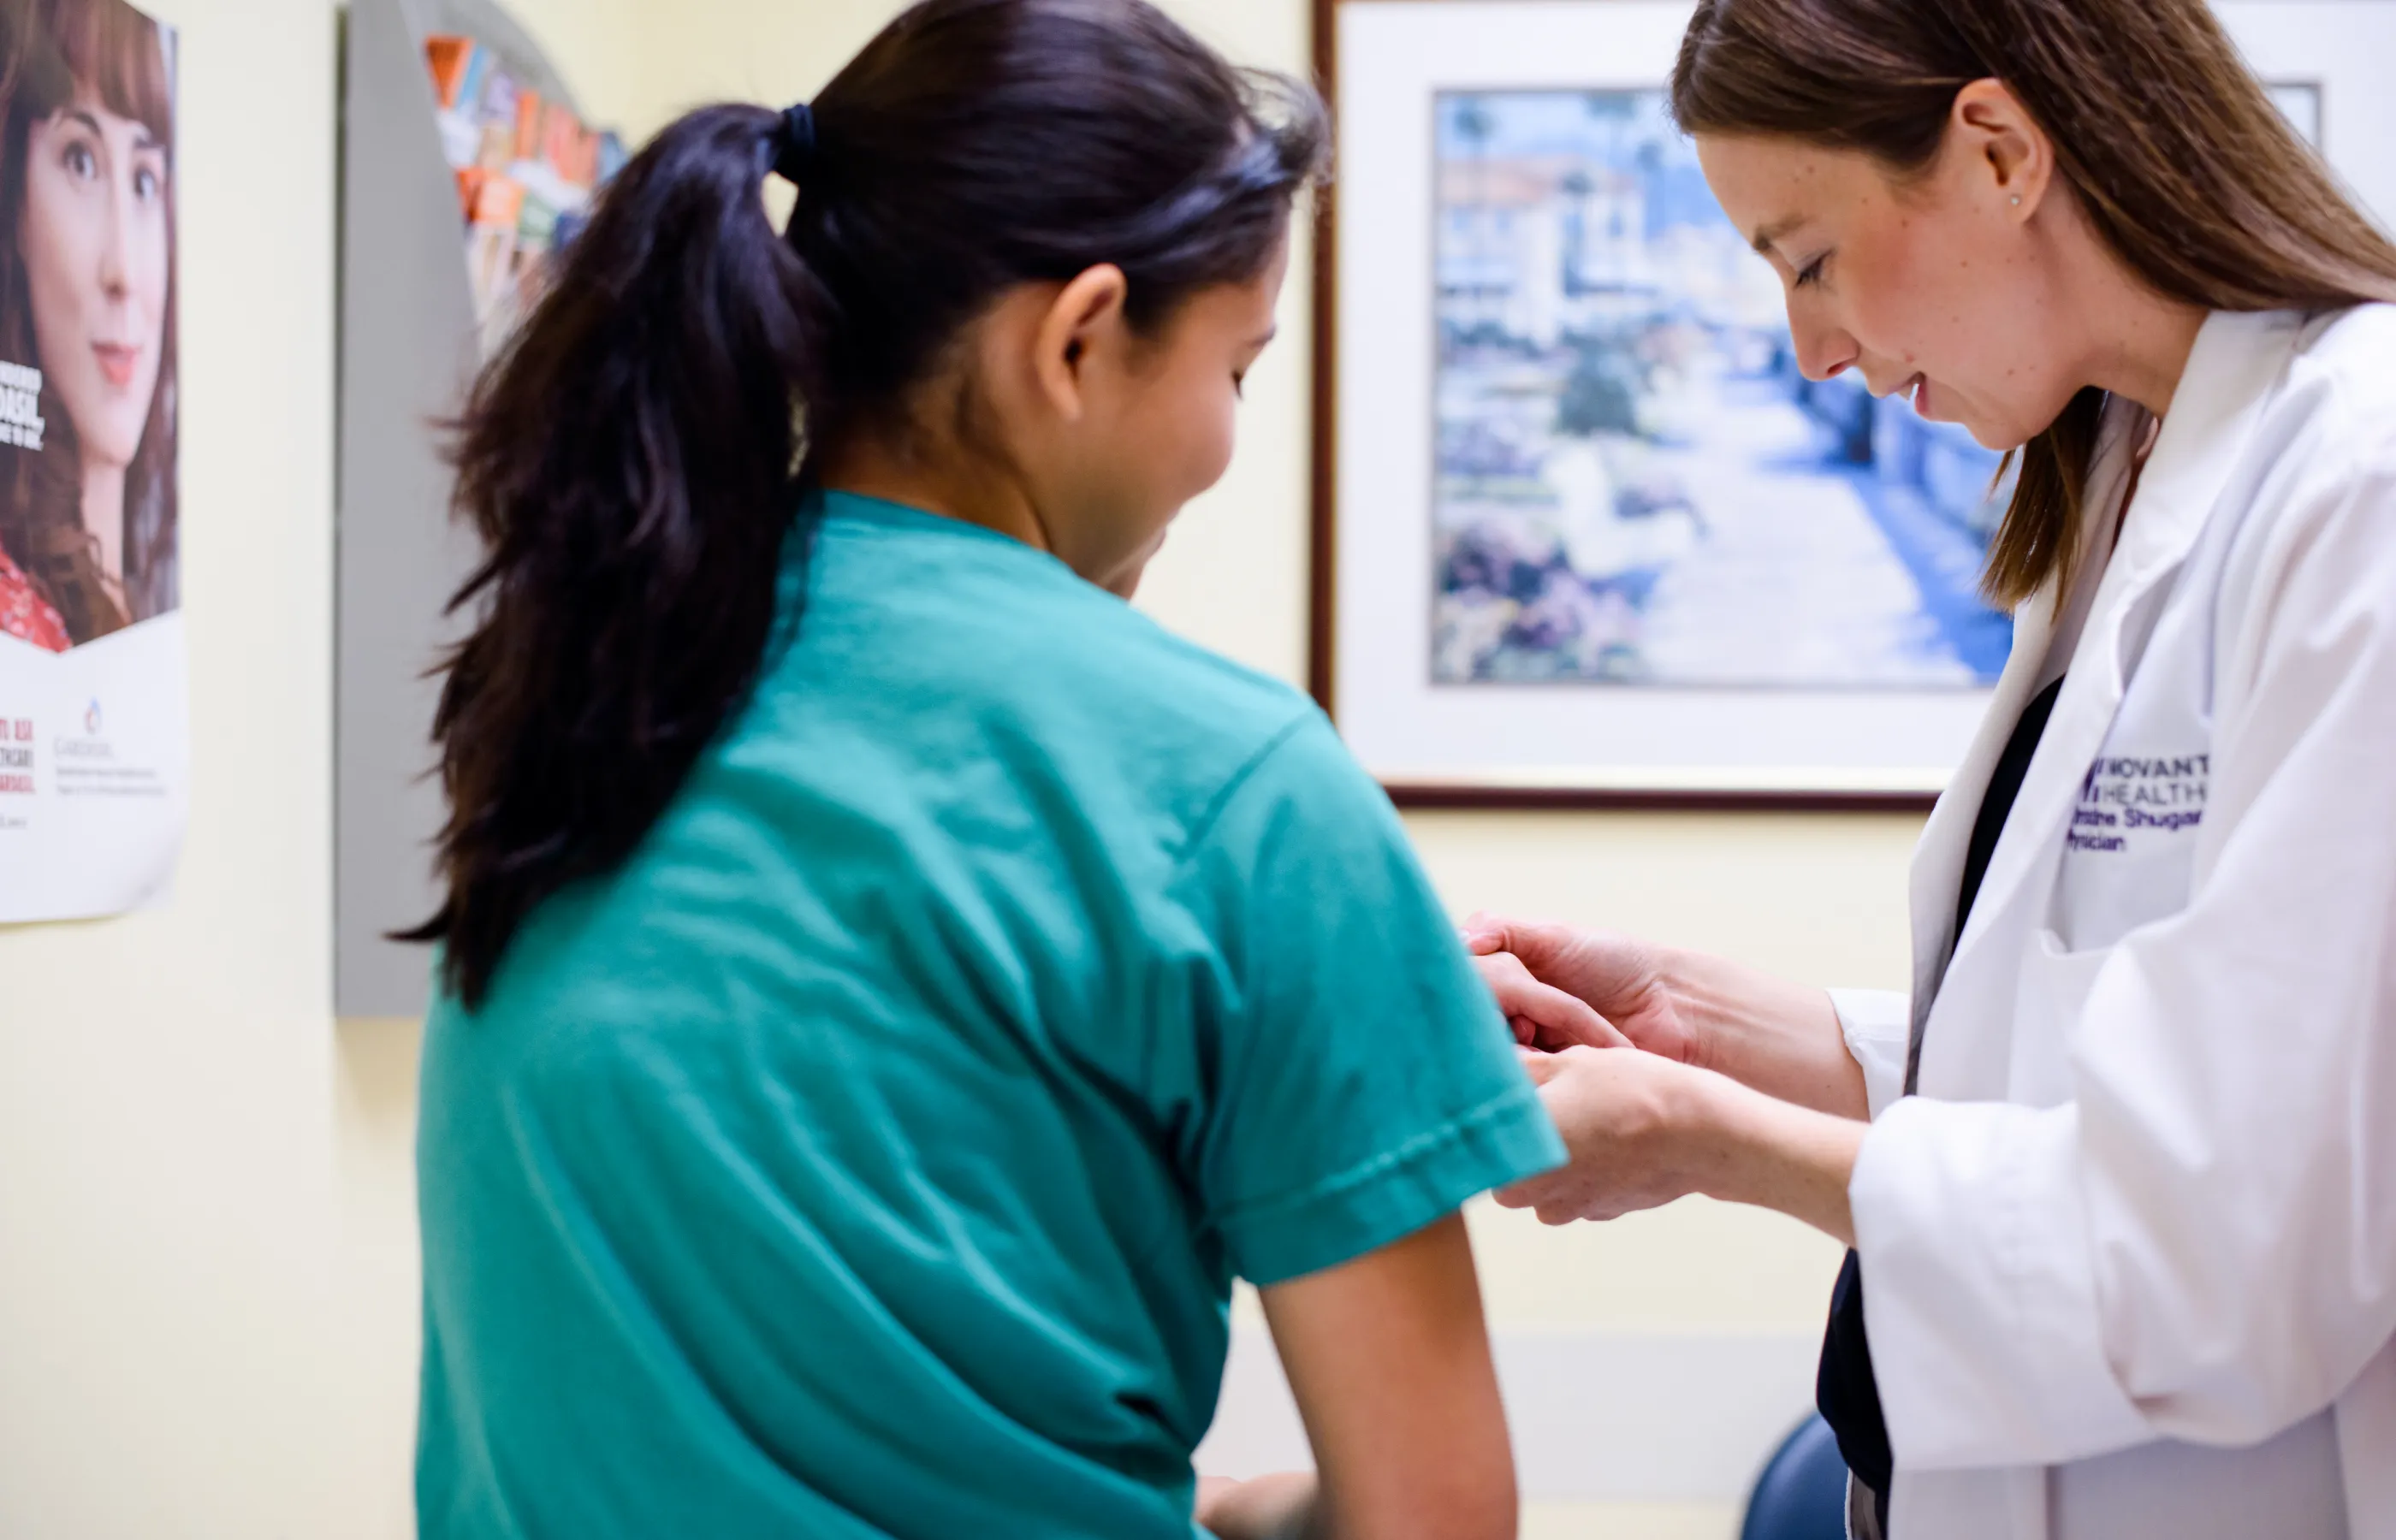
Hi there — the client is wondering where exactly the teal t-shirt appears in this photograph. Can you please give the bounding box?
[415,492,1563,1540]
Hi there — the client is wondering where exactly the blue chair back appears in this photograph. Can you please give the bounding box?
[1740,1413,1850,1540]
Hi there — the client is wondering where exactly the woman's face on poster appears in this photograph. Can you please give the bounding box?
[19,86,169,471]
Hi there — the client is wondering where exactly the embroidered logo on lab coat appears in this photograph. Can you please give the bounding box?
[2068,753,2209,853]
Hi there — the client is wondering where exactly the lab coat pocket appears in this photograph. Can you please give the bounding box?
[2012,930,2108,1108]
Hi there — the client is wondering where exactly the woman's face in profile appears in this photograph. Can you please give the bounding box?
[1697,107,2079,455]
[19,86,169,471]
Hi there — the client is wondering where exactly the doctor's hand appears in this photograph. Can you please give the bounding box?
[1462,915,1698,1063]
[1470,948,1633,1052]
[1498,1045,1866,1243]
[1497,1046,1718,1223]
[1466,917,1867,1120]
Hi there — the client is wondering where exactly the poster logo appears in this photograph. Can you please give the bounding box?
[83,698,100,735]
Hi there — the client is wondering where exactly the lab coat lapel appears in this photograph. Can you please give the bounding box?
[1910,312,2304,1081]
[1904,574,2058,1034]
[1903,403,2128,1056]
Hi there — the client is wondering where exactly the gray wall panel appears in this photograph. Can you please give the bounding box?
[335,0,482,1017]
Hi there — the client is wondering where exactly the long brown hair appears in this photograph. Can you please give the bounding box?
[0,0,178,644]
[1670,0,2396,607]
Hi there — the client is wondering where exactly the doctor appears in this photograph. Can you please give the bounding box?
[1470,0,2396,1536]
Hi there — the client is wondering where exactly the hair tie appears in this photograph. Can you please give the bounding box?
[773,102,818,184]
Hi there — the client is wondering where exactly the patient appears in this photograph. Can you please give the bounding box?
[404,3,1598,1537]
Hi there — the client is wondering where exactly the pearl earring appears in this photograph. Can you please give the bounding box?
[2011,195,2022,206]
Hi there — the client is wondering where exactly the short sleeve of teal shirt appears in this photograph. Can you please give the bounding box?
[1156,714,1566,1287]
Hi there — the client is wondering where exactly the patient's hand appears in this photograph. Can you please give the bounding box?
[1196,1472,1316,1539]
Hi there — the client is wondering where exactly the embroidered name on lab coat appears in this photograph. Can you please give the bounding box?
[2068,755,2209,851]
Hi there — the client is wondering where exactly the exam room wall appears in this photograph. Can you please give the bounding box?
[0,0,347,1537]
[0,1,1901,1537]
[317,3,1917,1539]
[0,0,1892,1533]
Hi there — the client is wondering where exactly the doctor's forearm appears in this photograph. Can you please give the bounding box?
[1664,949,1870,1121]
[1681,1072,1867,1246]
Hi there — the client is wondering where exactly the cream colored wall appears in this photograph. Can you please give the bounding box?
[0,1,345,1536]
[498,0,651,133]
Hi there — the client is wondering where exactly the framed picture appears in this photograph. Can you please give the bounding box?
[1311,0,2391,808]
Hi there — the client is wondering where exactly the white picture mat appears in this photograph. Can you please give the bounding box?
[1331,0,2396,793]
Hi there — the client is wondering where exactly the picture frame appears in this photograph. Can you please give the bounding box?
[1308,0,2392,809]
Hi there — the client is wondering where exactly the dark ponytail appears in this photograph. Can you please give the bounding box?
[406,0,1328,1007]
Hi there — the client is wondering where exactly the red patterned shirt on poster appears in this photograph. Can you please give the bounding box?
[0,548,68,652]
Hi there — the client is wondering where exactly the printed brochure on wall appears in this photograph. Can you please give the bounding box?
[424,31,626,353]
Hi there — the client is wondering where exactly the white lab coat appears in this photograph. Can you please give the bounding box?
[1829,306,2396,1540]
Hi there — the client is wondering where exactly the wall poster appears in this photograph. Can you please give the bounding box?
[0,0,181,921]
